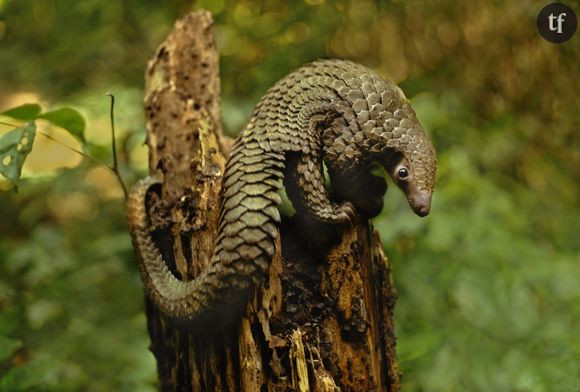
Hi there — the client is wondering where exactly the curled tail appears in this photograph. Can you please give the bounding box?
[127,138,283,325]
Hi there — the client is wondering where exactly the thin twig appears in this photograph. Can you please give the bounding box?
[106,93,128,199]
[0,120,21,127]
[2,115,129,199]
[2,119,112,169]
[36,130,113,169]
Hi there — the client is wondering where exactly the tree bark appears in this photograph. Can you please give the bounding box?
[139,10,400,392]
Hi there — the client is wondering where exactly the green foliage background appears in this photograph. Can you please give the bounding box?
[0,0,578,390]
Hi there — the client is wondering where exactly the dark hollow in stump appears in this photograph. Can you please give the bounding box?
[138,10,400,392]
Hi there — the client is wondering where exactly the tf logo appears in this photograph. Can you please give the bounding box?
[537,3,577,43]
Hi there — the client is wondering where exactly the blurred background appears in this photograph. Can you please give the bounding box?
[0,0,578,390]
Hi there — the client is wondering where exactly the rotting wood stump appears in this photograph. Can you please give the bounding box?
[137,10,400,391]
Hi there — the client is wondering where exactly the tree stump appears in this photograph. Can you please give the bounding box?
[137,10,400,391]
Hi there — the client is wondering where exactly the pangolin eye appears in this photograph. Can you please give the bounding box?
[398,167,409,178]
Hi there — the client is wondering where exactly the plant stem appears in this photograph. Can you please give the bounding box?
[106,93,128,199]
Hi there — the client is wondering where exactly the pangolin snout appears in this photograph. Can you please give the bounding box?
[409,191,432,217]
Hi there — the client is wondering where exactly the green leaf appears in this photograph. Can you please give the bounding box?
[0,122,36,187]
[0,103,42,121]
[37,108,85,141]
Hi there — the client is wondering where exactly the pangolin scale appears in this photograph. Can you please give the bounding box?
[127,59,436,325]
